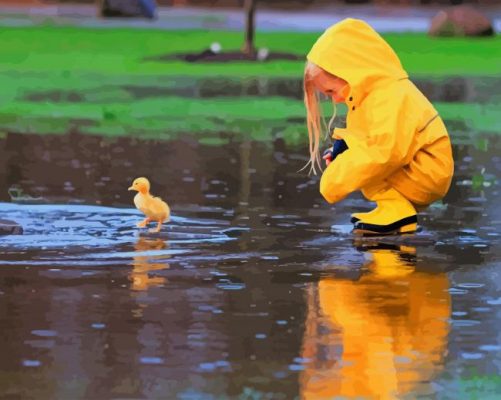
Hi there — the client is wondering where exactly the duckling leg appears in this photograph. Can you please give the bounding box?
[150,220,163,233]
[137,217,152,228]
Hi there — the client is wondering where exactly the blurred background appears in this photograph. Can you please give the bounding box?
[0,0,499,206]
[0,0,500,399]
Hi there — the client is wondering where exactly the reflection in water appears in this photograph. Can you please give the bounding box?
[300,245,451,399]
[22,77,500,103]
[0,130,498,398]
[131,237,169,292]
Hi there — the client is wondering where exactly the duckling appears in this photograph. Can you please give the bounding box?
[128,177,170,233]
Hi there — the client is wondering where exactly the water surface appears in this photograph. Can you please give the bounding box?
[0,132,500,399]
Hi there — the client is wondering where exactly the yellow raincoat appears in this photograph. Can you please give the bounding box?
[307,19,454,206]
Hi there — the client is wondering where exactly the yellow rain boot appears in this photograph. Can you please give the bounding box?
[353,187,417,235]
[350,183,391,224]
[350,208,375,224]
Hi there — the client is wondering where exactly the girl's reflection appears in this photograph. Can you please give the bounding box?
[300,244,451,399]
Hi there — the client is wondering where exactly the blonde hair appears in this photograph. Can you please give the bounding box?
[302,61,337,175]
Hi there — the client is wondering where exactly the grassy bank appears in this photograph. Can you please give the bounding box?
[1,26,500,77]
[0,25,499,142]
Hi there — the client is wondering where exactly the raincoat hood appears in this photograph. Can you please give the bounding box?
[307,18,408,105]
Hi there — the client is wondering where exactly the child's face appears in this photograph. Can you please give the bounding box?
[311,68,348,103]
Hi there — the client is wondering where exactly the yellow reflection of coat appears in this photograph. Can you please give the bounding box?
[300,248,451,400]
[307,19,454,206]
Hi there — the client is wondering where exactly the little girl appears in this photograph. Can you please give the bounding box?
[303,18,454,235]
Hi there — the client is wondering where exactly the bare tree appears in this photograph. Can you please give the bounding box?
[242,0,256,57]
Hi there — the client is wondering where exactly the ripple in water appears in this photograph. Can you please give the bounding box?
[139,357,164,365]
[22,360,42,367]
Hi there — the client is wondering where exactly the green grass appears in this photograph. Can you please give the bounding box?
[1,26,500,77]
[0,94,498,143]
[0,96,314,143]
[0,25,499,141]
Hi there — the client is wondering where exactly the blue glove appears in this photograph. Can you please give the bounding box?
[323,139,348,163]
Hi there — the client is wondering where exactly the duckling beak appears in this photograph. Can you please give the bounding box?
[128,186,135,191]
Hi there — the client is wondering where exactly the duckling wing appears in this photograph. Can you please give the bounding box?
[134,194,161,218]
[151,196,170,220]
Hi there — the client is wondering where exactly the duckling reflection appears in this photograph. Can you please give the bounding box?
[131,237,170,291]
[300,244,451,399]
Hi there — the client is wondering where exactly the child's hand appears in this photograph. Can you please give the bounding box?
[322,139,348,167]
[323,147,334,166]
[322,139,348,166]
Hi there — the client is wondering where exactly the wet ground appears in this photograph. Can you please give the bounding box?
[0,132,500,399]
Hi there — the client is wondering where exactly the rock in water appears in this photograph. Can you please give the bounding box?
[429,6,495,37]
[220,227,250,238]
[0,220,23,235]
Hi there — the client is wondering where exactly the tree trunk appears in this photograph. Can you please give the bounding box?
[242,0,256,57]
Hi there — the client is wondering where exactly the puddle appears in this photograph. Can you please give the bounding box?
[0,131,499,399]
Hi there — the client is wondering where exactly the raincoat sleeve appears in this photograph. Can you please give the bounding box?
[320,89,417,204]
